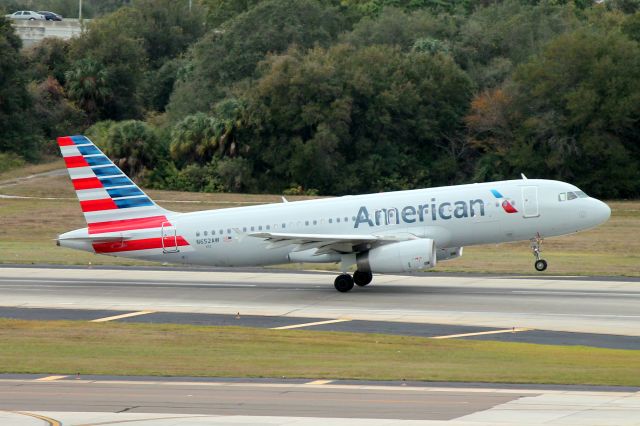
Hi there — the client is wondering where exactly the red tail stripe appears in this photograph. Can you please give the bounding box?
[64,155,89,168]
[80,198,118,212]
[88,215,170,235]
[57,136,74,147]
[72,177,103,190]
[93,236,189,253]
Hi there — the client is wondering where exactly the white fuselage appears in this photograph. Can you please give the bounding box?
[59,179,610,268]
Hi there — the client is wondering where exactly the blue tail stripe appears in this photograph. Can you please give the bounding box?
[107,187,144,199]
[93,166,122,177]
[491,189,503,199]
[114,197,154,209]
[99,176,133,187]
[85,156,111,167]
[78,145,101,156]
[70,135,90,145]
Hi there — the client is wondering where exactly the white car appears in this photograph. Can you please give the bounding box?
[5,11,46,21]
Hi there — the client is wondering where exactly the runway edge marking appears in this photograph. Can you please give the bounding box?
[432,327,533,339]
[271,319,351,330]
[90,310,155,323]
[306,379,334,385]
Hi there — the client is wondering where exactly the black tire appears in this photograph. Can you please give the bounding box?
[334,274,354,293]
[535,259,548,272]
[353,270,373,287]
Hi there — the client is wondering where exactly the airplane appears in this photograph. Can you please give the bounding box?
[56,135,611,292]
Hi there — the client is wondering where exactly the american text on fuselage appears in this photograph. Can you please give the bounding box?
[354,198,485,228]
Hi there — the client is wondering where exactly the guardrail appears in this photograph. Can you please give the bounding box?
[10,19,90,47]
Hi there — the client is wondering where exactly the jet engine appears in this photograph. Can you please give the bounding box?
[436,247,463,262]
[356,239,436,273]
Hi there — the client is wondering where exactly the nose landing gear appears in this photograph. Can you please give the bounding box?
[531,234,548,271]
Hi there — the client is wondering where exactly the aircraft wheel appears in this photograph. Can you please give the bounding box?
[534,259,548,272]
[334,274,354,292]
[353,270,373,286]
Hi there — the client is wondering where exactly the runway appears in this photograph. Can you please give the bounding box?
[0,376,639,425]
[0,266,639,340]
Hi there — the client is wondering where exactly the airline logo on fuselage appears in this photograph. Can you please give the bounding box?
[354,198,485,228]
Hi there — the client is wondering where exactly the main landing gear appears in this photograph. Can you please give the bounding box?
[531,234,548,272]
[334,271,373,292]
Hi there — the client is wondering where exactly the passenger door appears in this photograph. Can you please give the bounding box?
[521,186,540,218]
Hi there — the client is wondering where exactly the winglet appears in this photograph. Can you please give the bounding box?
[281,196,289,203]
[521,173,528,180]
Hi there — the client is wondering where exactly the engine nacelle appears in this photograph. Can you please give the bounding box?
[436,247,463,262]
[356,239,436,274]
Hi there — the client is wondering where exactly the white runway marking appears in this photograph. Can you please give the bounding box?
[90,311,155,323]
[305,380,334,385]
[432,327,532,339]
[34,376,67,382]
[272,319,351,330]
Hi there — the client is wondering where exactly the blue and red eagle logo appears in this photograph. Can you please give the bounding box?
[491,189,518,214]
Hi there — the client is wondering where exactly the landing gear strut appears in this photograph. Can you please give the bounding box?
[353,270,373,286]
[334,273,354,292]
[531,234,548,272]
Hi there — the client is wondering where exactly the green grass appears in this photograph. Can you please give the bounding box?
[1,160,639,275]
[0,319,638,386]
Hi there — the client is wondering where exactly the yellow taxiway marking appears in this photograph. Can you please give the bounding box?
[90,310,155,323]
[272,319,351,330]
[306,379,334,385]
[432,327,532,339]
[12,411,62,426]
[34,375,68,382]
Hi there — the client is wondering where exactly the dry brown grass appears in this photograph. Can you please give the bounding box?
[0,161,638,275]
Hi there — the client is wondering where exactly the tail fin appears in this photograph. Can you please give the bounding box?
[57,135,173,234]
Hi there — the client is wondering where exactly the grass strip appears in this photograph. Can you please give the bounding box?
[0,319,638,386]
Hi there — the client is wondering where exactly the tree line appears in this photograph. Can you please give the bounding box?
[1,0,639,198]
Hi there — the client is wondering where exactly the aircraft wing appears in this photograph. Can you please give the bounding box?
[248,232,415,255]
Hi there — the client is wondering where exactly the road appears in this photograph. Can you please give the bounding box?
[0,377,638,425]
[0,266,639,339]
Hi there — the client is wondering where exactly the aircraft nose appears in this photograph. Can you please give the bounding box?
[592,199,611,224]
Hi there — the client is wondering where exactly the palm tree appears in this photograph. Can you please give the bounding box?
[64,59,111,120]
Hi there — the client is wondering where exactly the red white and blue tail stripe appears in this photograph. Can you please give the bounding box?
[57,135,190,255]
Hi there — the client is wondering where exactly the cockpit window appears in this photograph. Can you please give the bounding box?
[559,191,588,201]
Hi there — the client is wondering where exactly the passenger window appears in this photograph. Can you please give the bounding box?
[227,229,231,234]
[196,232,200,237]
[305,221,309,226]
[251,226,255,231]
[344,217,348,222]
[204,231,208,236]
[243,227,247,232]
[567,192,578,200]
[329,219,333,223]
[266,225,271,230]
[212,230,216,235]
[219,229,223,235]
[337,218,341,223]
[282,223,286,228]
[258,225,262,231]
[313,220,317,225]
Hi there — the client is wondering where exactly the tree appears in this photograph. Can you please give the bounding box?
[102,120,164,182]
[240,44,472,194]
[167,0,348,119]
[0,18,41,160]
[488,28,640,197]
[64,59,111,121]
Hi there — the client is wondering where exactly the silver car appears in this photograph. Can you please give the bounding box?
[5,11,46,20]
